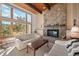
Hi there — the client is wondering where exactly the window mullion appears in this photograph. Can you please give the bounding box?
[26,14,27,33]
[0,4,2,17]
[11,7,13,19]
[0,4,3,37]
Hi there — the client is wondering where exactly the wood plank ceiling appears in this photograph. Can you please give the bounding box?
[25,3,56,14]
[14,3,56,14]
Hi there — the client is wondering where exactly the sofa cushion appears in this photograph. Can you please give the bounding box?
[55,40,67,47]
[16,34,30,41]
[47,44,68,56]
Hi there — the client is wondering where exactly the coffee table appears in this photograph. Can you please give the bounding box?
[27,39,48,56]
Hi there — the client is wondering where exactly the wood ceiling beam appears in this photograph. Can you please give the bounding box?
[25,3,42,14]
[43,3,50,10]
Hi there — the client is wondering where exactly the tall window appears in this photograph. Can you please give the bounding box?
[27,13,32,34]
[2,4,11,18]
[0,4,32,38]
[27,13,32,23]
[13,8,27,35]
[13,8,26,20]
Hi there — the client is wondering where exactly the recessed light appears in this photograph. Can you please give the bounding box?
[43,7,46,9]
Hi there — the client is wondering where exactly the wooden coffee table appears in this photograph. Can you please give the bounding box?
[27,39,48,56]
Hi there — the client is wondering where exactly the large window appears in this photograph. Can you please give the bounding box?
[13,8,26,20]
[0,4,32,38]
[2,4,11,18]
[27,13,32,23]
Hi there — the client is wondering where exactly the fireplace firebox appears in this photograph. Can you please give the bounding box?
[47,29,59,38]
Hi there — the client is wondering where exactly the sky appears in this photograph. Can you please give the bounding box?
[2,4,11,18]
[13,8,26,19]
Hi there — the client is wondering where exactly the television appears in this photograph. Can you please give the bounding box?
[47,29,59,38]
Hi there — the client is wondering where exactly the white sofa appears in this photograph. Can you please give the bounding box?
[15,33,41,50]
[44,39,78,56]
[44,40,68,56]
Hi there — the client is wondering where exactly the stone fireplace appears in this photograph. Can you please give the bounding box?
[43,25,66,40]
[43,4,67,40]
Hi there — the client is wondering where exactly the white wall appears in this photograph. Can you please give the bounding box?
[36,14,44,35]
[32,14,44,35]
[32,14,37,33]
[67,3,79,30]
[76,4,79,27]
[67,4,74,30]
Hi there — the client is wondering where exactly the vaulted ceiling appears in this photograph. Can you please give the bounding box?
[25,3,56,13]
[14,3,56,14]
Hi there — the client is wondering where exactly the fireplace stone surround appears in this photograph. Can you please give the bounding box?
[43,26,66,40]
[43,4,67,40]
